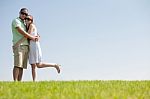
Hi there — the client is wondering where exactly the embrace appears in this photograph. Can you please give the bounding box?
[11,8,61,81]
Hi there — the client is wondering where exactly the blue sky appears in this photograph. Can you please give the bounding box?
[1,0,150,81]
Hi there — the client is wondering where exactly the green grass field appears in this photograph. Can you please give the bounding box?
[0,80,150,99]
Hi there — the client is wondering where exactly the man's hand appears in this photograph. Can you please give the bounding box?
[35,35,40,41]
[31,36,40,41]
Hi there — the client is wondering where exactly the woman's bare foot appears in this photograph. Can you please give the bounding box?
[55,64,61,73]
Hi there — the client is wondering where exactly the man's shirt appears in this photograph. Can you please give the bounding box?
[12,17,28,45]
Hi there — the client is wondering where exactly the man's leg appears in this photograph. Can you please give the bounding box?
[13,66,19,81]
[18,68,23,81]
[18,45,29,81]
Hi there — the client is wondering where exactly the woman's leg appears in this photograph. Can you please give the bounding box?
[31,64,36,81]
[36,63,60,73]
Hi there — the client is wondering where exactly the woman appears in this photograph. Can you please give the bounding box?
[25,15,60,81]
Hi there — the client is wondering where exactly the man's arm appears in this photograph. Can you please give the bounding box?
[27,24,39,41]
[16,27,36,41]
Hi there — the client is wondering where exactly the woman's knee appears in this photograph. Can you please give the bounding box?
[36,63,41,68]
[31,64,36,69]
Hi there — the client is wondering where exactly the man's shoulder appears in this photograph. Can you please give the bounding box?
[12,17,21,23]
[12,18,22,28]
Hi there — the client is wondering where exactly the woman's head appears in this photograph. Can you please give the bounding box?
[25,15,33,24]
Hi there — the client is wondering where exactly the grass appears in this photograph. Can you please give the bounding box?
[0,80,150,99]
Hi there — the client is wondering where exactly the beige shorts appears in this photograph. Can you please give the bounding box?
[13,45,29,69]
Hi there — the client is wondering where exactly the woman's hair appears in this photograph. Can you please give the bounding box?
[26,15,33,23]
[26,15,34,31]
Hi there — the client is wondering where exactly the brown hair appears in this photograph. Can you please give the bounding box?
[20,8,28,13]
[26,15,33,23]
[26,15,34,31]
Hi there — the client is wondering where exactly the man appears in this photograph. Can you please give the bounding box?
[11,8,38,81]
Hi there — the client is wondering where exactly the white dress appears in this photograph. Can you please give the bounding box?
[29,25,42,64]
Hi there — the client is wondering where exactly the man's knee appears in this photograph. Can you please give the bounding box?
[14,66,22,69]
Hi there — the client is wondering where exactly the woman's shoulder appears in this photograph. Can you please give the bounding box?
[30,23,35,27]
[29,23,36,30]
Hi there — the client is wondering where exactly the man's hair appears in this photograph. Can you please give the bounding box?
[20,8,28,12]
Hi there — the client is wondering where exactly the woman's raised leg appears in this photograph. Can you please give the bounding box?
[36,62,60,73]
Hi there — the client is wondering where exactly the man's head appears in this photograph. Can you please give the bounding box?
[19,8,28,20]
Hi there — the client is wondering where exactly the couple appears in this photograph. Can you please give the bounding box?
[12,8,60,81]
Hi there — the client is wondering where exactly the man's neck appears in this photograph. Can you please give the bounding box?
[19,17,24,21]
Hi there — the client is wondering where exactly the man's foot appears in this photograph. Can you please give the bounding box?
[55,64,61,73]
